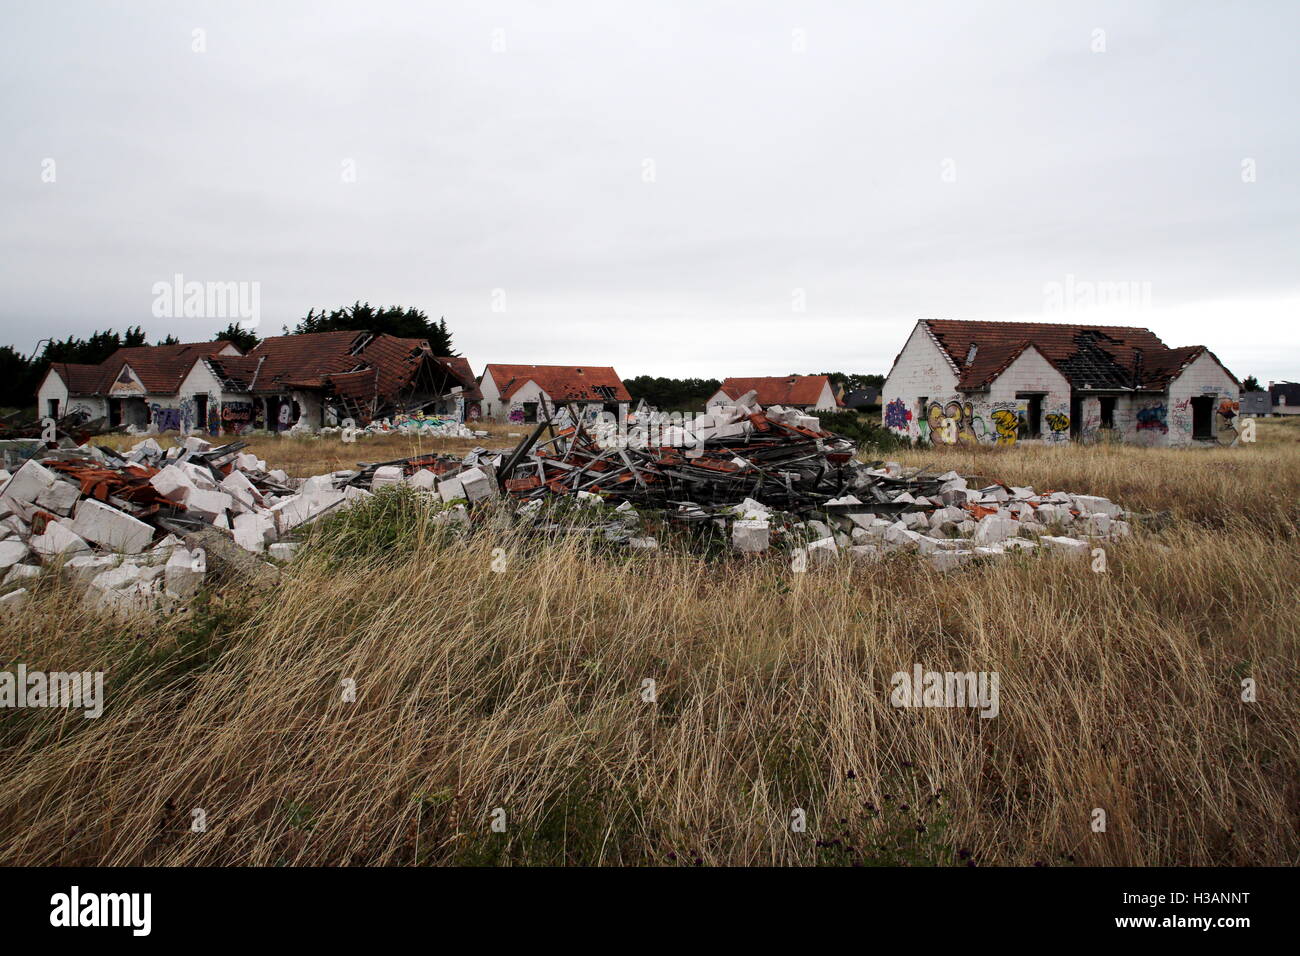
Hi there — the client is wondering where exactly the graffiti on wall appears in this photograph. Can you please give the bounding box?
[1045,412,1069,434]
[925,400,978,445]
[222,401,255,435]
[507,403,526,424]
[1215,399,1239,445]
[150,404,183,432]
[884,398,911,430]
[990,408,1018,445]
[1169,398,1190,436]
[1135,403,1168,433]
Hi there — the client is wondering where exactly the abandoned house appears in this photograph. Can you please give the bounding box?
[1240,391,1270,417]
[882,319,1242,446]
[709,376,840,412]
[37,332,475,435]
[38,340,243,430]
[1267,381,1300,416]
[479,365,631,423]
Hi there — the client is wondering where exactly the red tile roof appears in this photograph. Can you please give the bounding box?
[718,375,833,407]
[56,341,240,396]
[436,356,481,401]
[485,365,631,403]
[917,320,1226,390]
[45,362,104,396]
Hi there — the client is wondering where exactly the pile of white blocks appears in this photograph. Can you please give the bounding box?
[723,471,1131,572]
[0,436,382,617]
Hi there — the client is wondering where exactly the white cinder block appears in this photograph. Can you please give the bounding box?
[30,521,91,558]
[1041,536,1090,557]
[0,539,29,570]
[4,563,41,585]
[71,499,155,553]
[149,465,196,502]
[973,514,1016,546]
[458,467,496,502]
[1069,495,1122,518]
[35,479,80,516]
[732,519,770,553]
[268,542,300,562]
[929,550,973,572]
[407,469,439,491]
[185,488,234,520]
[371,466,404,491]
[1,459,56,505]
[164,548,204,599]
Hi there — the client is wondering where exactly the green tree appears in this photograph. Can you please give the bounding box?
[0,345,39,411]
[1242,375,1260,392]
[293,302,456,355]
[213,323,261,353]
[623,376,721,412]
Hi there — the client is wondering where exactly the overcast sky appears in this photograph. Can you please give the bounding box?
[2,1,1296,382]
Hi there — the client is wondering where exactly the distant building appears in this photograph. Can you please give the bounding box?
[1240,391,1270,417]
[36,332,475,434]
[37,341,242,430]
[882,320,1242,446]
[843,387,881,409]
[479,365,631,422]
[709,375,838,412]
[1268,381,1300,416]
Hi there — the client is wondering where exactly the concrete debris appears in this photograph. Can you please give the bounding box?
[0,397,1140,612]
[0,434,382,608]
[475,396,1135,569]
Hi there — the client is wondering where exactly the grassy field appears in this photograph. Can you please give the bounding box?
[2,419,1296,866]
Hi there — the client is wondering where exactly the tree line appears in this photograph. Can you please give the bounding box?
[0,303,457,413]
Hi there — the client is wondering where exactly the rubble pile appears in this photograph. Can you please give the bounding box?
[370,393,1135,564]
[0,395,1136,618]
[0,435,372,616]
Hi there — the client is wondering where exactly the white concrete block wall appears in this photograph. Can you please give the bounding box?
[1165,352,1241,447]
[883,328,1071,446]
[983,348,1072,445]
[36,371,108,422]
[36,373,68,419]
[881,322,959,442]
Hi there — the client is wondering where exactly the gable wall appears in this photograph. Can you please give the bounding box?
[881,322,959,442]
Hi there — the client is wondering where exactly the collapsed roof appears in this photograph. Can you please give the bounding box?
[206,331,476,420]
[919,320,1237,392]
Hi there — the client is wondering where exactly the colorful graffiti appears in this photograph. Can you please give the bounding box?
[222,401,255,435]
[1215,399,1239,445]
[150,403,182,432]
[507,405,526,424]
[990,408,1018,445]
[925,400,978,446]
[884,398,910,430]
[1045,412,1070,434]
[1135,403,1168,433]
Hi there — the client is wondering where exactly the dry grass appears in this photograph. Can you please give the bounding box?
[3,420,1297,866]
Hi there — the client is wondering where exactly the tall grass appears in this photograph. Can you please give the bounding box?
[2,422,1295,865]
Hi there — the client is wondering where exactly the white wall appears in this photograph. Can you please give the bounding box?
[982,347,1073,445]
[1165,352,1242,447]
[479,371,505,418]
[813,381,837,411]
[881,321,960,442]
[36,372,69,419]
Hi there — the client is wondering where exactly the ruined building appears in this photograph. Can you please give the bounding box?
[882,320,1242,446]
